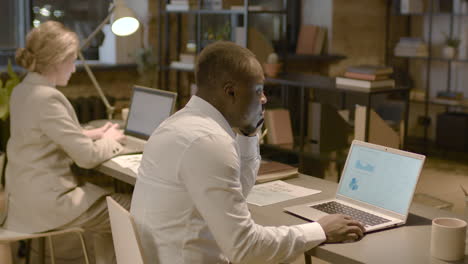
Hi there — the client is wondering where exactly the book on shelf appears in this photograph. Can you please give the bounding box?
[256,160,299,184]
[296,25,317,55]
[431,97,463,106]
[203,0,244,10]
[436,91,464,100]
[166,4,191,11]
[336,77,395,88]
[264,108,294,146]
[296,25,326,55]
[344,72,390,81]
[170,0,196,4]
[400,0,424,14]
[410,89,426,101]
[394,38,428,57]
[346,65,394,75]
[313,27,326,55]
[166,0,197,11]
[170,61,195,70]
[179,53,196,64]
[230,5,264,11]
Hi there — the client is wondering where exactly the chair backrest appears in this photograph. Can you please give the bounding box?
[106,196,146,264]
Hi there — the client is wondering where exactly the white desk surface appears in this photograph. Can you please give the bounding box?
[97,159,467,264]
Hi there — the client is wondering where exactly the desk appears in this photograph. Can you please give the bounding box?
[97,161,466,264]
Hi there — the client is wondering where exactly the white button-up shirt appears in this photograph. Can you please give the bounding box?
[130,96,326,264]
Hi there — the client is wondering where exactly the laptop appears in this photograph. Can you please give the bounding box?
[120,85,177,154]
[284,140,425,232]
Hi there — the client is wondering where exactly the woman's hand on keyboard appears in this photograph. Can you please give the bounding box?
[102,123,126,144]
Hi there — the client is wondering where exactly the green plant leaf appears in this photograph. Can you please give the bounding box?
[7,59,19,82]
[5,79,19,97]
[0,88,9,121]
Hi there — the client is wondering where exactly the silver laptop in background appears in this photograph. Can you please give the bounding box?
[284,140,425,232]
[120,85,177,154]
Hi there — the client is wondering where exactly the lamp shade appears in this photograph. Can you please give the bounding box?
[111,0,140,36]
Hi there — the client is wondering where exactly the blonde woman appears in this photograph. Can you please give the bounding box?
[3,21,130,264]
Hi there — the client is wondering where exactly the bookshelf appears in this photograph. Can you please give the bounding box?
[156,0,294,108]
[156,0,346,107]
[263,72,410,174]
[387,0,468,153]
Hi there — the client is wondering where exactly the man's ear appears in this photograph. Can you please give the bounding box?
[224,82,235,99]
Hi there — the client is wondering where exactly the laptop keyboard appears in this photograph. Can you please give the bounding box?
[311,201,391,227]
[121,137,145,154]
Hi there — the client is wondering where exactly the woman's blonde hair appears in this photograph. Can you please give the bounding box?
[16,21,79,73]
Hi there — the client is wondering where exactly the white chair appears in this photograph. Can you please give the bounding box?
[0,226,90,264]
[107,196,146,264]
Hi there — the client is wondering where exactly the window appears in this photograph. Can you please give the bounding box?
[0,0,29,68]
[31,0,112,60]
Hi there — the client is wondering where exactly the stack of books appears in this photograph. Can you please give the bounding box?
[230,5,264,11]
[166,0,197,11]
[170,53,196,71]
[336,65,395,89]
[394,38,428,57]
[433,91,465,105]
[256,160,298,184]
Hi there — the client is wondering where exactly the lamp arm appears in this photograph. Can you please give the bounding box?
[78,51,115,120]
[80,5,115,51]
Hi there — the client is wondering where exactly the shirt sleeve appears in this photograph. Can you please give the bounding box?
[236,134,260,197]
[39,95,123,169]
[179,134,326,264]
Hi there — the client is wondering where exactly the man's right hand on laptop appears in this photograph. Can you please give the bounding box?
[102,123,126,144]
[317,214,365,243]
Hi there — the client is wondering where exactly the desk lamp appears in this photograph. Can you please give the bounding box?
[79,0,140,120]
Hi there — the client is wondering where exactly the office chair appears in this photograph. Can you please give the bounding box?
[0,226,90,264]
[107,196,146,264]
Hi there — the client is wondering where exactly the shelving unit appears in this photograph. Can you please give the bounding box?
[156,0,291,107]
[154,1,353,174]
[262,72,410,175]
[155,0,346,108]
[387,0,468,152]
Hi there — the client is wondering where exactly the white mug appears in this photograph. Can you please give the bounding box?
[430,217,467,261]
[121,108,129,123]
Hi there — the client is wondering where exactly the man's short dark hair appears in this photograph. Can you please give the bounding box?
[196,41,259,90]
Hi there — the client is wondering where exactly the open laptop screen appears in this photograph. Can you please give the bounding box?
[337,144,424,215]
[125,86,177,139]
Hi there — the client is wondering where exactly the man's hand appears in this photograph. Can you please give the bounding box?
[234,119,264,137]
[317,214,365,243]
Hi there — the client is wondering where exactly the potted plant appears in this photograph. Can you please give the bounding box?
[263,53,282,77]
[442,33,460,59]
[0,60,20,152]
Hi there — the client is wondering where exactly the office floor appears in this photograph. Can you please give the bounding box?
[2,155,467,264]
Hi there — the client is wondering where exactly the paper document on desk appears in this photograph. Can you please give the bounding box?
[246,180,320,206]
[111,154,142,175]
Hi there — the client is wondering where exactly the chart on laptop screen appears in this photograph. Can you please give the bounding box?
[337,145,423,215]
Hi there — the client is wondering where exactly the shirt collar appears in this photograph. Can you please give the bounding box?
[23,72,55,87]
[186,95,236,139]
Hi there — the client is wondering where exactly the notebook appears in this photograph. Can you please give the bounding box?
[120,85,177,154]
[284,140,425,232]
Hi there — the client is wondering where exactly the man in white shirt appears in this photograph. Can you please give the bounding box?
[130,41,365,264]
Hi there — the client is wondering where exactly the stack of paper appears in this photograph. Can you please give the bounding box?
[247,180,320,206]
